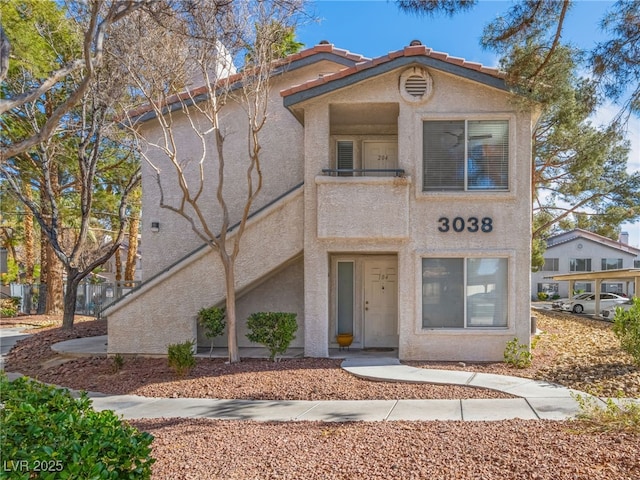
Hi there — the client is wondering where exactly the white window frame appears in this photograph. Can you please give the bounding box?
[417,114,516,200]
[570,258,592,272]
[422,119,509,192]
[421,255,510,330]
[542,258,559,272]
[601,258,623,270]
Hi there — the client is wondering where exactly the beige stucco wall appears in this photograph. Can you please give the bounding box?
[112,54,535,361]
[198,257,305,349]
[301,65,533,361]
[107,186,304,354]
[138,63,339,279]
[316,176,410,239]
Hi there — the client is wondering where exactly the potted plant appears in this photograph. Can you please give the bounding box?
[336,333,353,349]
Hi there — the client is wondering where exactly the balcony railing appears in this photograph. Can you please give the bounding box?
[321,168,406,177]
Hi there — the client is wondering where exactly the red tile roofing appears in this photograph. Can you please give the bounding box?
[280,43,504,99]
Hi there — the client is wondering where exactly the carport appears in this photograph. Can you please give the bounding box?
[551,268,639,315]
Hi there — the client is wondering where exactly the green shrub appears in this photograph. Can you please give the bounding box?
[112,353,125,373]
[612,297,640,366]
[167,340,196,376]
[573,392,640,433]
[536,292,549,301]
[197,306,226,357]
[0,373,155,479]
[503,337,532,368]
[246,312,298,362]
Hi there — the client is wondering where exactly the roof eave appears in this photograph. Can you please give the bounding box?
[283,55,508,109]
[130,50,364,125]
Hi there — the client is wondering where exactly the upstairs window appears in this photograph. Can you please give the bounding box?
[570,258,592,272]
[423,120,509,191]
[601,258,623,270]
[542,258,559,272]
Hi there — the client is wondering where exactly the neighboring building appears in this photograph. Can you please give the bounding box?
[106,42,539,361]
[532,229,640,299]
[100,240,142,285]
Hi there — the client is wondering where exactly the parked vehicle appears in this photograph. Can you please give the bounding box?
[552,293,592,310]
[557,293,628,314]
[600,298,635,320]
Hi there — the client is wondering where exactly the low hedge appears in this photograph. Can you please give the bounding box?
[0,374,155,479]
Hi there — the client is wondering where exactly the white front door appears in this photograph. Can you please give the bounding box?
[363,141,398,176]
[364,258,398,348]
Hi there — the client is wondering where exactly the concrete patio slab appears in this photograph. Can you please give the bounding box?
[51,335,108,357]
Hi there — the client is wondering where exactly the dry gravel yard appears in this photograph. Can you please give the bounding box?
[3,309,639,479]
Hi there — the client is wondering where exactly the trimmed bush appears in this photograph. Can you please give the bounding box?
[536,292,549,301]
[0,373,155,479]
[612,297,640,366]
[167,340,196,376]
[197,306,226,357]
[246,312,298,361]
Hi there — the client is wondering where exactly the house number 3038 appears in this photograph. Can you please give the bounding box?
[438,216,493,233]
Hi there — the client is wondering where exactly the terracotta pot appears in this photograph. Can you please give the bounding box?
[336,334,354,348]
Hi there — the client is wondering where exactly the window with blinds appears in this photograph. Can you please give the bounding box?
[423,120,509,191]
[336,140,354,176]
[422,257,508,329]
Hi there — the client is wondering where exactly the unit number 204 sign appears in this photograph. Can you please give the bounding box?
[438,216,493,233]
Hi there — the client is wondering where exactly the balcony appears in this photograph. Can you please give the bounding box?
[321,168,405,177]
[315,174,411,240]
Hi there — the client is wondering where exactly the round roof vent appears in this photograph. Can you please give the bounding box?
[405,74,429,97]
[400,67,433,104]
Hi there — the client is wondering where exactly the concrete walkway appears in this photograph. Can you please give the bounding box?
[2,330,624,422]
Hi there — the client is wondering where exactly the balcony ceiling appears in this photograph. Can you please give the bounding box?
[330,103,399,126]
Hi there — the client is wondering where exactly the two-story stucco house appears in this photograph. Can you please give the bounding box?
[105,41,539,361]
[532,229,640,299]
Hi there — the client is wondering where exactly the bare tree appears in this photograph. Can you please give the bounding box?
[0,0,151,164]
[119,0,305,363]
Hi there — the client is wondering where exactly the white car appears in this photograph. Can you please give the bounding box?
[600,298,635,320]
[558,293,628,314]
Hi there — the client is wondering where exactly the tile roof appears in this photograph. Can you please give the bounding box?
[127,43,367,123]
[128,42,505,122]
[280,43,505,100]
[547,228,640,255]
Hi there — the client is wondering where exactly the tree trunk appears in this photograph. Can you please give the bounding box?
[124,215,139,282]
[45,242,64,314]
[23,184,35,284]
[42,159,64,314]
[37,234,48,314]
[223,258,240,363]
[115,248,122,282]
[62,269,80,330]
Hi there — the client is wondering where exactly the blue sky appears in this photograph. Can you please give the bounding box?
[296,0,640,247]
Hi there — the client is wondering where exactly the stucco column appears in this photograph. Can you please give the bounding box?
[303,102,330,357]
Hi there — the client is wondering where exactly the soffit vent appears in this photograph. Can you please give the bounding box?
[400,67,433,104]
[405,75,429,97]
